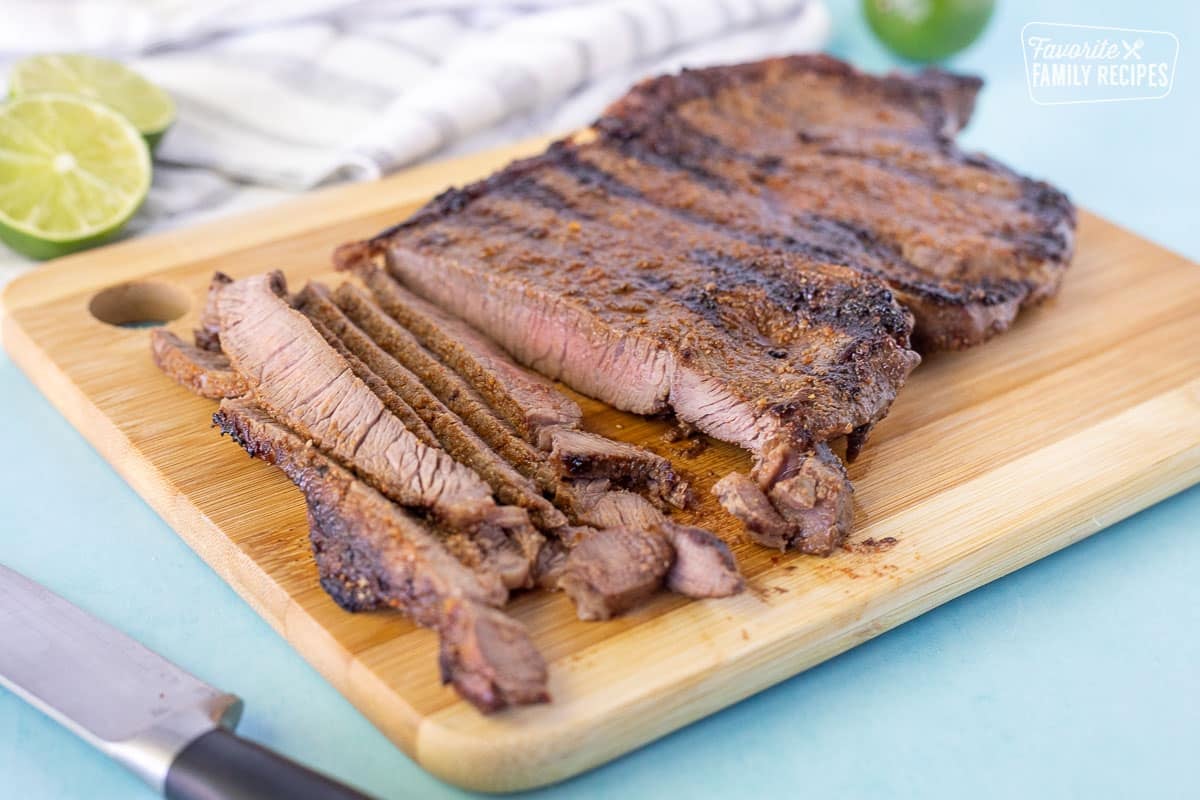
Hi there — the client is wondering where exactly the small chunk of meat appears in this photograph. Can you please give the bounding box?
[438,598,550,712]
[659,523,744,598]
[558,527,674,621]
[151,328,248,399]
[714,442,853,555]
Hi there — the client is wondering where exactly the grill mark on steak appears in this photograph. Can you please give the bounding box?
[595,54,1075,350]
[212,399,548,711]
[151,328,248,399]
[295,283,565,537]
[215,273,534,542]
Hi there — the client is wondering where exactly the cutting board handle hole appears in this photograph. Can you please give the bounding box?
[89,281,191,329]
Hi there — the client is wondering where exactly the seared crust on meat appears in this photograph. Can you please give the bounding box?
[595,54,1075,350]
[151,328,248,399]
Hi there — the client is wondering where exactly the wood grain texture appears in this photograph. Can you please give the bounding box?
[3,138,1199,792]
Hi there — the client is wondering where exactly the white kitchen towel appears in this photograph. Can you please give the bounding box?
[0,0,830,286]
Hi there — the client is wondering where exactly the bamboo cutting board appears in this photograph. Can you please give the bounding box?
[4,136,1200,793]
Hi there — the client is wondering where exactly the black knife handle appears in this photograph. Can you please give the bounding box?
[164,728,374,800]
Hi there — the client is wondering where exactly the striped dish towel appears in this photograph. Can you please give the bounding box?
[0,0,830,284]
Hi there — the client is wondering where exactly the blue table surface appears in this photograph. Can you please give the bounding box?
[3,1,1198,797]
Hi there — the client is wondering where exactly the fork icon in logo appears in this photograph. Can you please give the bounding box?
[1122,38,1145,60]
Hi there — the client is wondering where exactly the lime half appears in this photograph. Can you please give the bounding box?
[9,53,175,151]
[0,94,151,260]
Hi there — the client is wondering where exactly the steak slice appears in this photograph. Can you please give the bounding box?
[151,328,248,399]
[214,273,530,539]
[357,266,581,442]
[295,283,565,534]
[212,399,548,711]
[595,54,1076,350]
[543,427,689,509]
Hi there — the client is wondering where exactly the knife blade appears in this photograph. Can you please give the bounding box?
[0,563,373,799]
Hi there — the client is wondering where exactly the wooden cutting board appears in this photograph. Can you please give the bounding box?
[4,136,1199,793]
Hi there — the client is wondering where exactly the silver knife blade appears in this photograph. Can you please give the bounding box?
[0,564,242,791]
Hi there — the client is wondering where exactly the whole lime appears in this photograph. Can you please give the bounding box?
[864,0,995,62]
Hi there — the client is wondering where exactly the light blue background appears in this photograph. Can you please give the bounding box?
[2,1,1197,797]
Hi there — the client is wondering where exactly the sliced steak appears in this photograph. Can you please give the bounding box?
[295,283,565,534]
[596,54,1076,349]
[212,399,547,711]
[303,314,440,450]
[214,273,530,540]
[338,147,918,458]
[194,271,233,352]
[358,266,581,442]
[564,480,743,601]
[150,329,248,399]
[331,283,560,498]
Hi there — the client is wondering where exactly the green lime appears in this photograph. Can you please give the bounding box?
[864,0,995,62]
[9,53,175,151]
[0,94,151,260]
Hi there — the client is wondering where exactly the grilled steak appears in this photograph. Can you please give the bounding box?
[215,272,534,544]
[341,190,917,453]
[358,269,691,511]
[151,328,247,399]
[595,54,1076,350]
[336,143,919,552]
[213,399,548,711]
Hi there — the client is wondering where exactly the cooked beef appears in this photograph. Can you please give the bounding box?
[303,314,440,450]
[337,147,918,458]
[659,523,744,598]
[558,527,674,620]
[150,329,248,399]
[335,138,917,553]
[438,597,550,710]
[349,273,692,514]
[214,273,532,541]
[713,442,851,555]
[295,283,565,534]
[211,399,547,711]
[544,427,689,509]
[595,55,1076,350]
[330,283,561,499]
[711,472,791,546]
[562,480,742,601]
[194,271,233,352]
[358,266,581,443]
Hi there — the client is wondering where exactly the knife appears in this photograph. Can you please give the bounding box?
[0,564,374,800]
